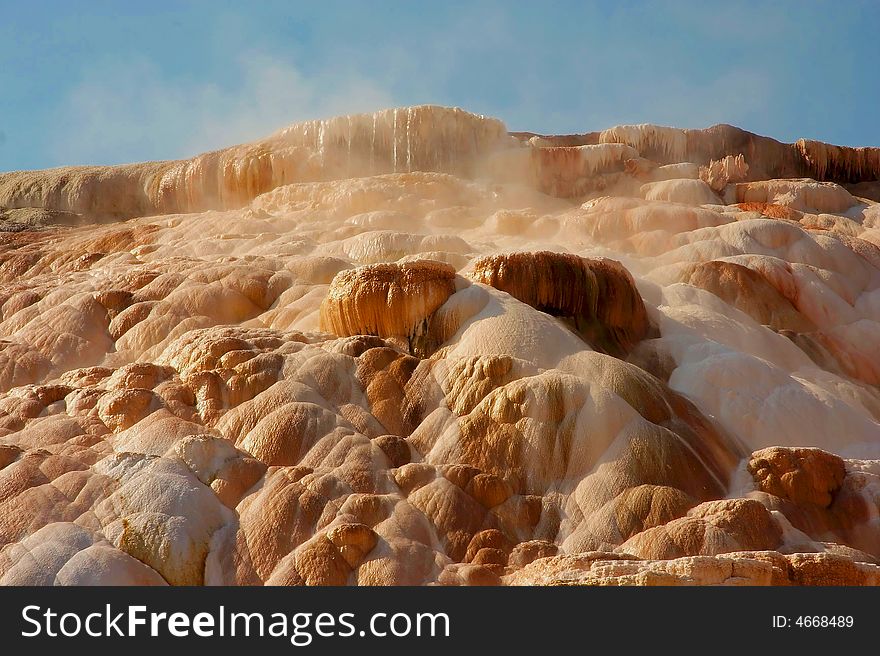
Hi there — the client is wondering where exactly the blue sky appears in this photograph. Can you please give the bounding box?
[1,1,878,171]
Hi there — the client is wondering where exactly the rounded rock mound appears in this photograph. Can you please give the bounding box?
[320,260,457,354]
[469,251,651,357]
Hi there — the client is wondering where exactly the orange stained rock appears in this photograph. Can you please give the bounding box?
[320,260,457,354]
[470,251,650,357]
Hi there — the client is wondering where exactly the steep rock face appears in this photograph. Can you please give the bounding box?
[487,143,639,197]
[1,104,879,587]
[0,106,508,220]
[598,122,880,184]
[5,109,880,226]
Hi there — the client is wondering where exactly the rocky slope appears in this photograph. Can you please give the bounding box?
[0,106,878,585]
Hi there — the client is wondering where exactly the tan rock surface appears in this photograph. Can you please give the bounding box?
[1,105,878,586]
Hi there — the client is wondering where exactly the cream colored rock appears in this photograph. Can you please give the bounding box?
[640,179,720,205]
[505,551,880,586]
[736,179,859,214]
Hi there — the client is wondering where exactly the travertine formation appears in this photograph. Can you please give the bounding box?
[1,106,879,586]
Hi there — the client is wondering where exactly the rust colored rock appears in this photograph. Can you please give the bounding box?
[680,261,815,332]
[372,434,411,468]
[786,553,880,586]
[326,523,379,569]
[321,261,456,356]
[735,202,803,220]
[618,498,783,560]
[0,445,22,470]
[748,447,846,508]
[96,388,163,432]
[470,251,650,357]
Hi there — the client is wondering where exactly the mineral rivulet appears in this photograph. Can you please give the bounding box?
[1,106,878,586]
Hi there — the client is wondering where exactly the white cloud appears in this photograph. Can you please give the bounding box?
[50,52,397,166]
